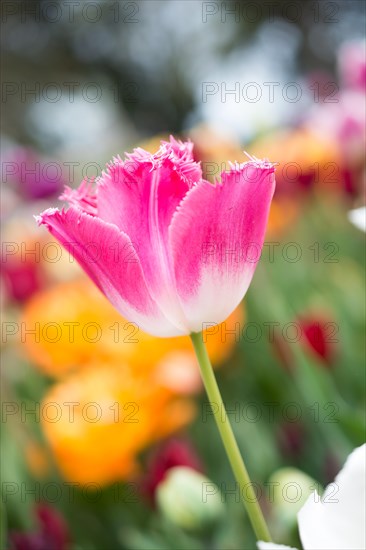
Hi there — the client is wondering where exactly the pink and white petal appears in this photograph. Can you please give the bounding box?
[298,443,366,550]
[96,140,201,331]
[35,207,183,337]
[169,161,275,332]
[257,542,297,550]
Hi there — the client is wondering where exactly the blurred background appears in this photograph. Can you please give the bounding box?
[1,1,365,549]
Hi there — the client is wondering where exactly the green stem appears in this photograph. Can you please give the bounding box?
[190,332,272,543]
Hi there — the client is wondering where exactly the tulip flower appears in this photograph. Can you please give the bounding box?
[36,136,276,542]
[258,443,366,550]
[36,136,275,337]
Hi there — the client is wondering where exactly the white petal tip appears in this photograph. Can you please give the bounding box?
[34,208,59,226]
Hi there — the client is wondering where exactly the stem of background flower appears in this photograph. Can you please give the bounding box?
[190,332,272,543]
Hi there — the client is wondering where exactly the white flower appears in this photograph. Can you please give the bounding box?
[258,443,366,550]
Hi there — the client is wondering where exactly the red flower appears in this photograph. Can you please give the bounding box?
[10,505,69,550]
[1,257,44,303]
[300,318,336,367]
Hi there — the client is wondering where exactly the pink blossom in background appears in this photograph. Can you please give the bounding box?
[306,89,365,196]
[305,41,366,197]
[338,40,366,92]
[6,148,64,200]
[37,137,275,337]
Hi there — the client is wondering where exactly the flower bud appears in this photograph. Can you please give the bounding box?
[141,439,203,503]
[300,318,335,367]
[156,466,224,531]
[269,467,320,528]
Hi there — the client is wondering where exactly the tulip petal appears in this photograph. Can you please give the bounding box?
[348,206,366,232]
[96,137,202,330]
[169,161,275,332]
[298,443,366,550]
[60,179,97,216]
[257,543,297,550]
[35,207,183,336]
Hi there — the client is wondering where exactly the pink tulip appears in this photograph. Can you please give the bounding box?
[36,137,275,337]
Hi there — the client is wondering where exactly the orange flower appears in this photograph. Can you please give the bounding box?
[265,196,300,238]
[41,362,195,484]
[251,127,342,236]
[188,125,244,181]
[25,440,50,479]
[22,277,131,376]
[22,278,244,384]
[251,127,341,195]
